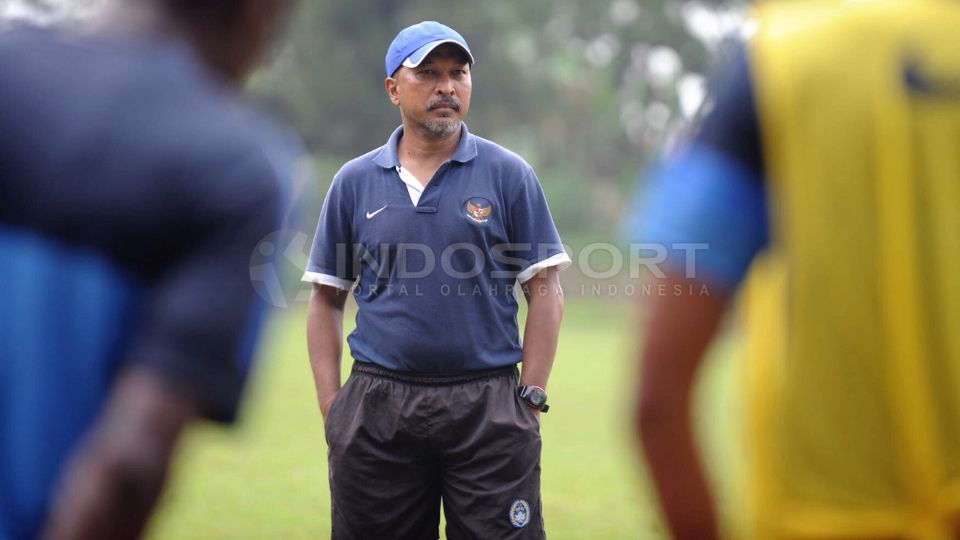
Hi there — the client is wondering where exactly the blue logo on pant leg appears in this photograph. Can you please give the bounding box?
[509,499,530,528]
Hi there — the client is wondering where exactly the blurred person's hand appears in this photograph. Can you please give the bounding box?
[42,369,198,540]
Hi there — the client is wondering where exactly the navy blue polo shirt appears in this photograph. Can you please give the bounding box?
[303,124,570,373]
[0,25,292,540]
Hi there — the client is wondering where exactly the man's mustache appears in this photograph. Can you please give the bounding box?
[427,97,462,112]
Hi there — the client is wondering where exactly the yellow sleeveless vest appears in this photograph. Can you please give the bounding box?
[742,1,960,538]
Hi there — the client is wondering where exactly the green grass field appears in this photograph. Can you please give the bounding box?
[146,299,743,539]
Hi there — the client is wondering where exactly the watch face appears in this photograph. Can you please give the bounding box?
[528,388,547,407]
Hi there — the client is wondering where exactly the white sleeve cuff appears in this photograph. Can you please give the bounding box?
[301,271,355,291]
[516,252,572,284]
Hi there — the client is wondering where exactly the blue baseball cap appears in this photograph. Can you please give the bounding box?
[385,21,474,77]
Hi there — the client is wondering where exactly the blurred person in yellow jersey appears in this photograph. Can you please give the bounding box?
[632,0,960,539]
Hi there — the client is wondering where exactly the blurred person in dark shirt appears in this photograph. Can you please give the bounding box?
[0,1,296,538]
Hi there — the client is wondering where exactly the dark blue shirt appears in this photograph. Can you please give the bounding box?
[304,125,569,372]
[0,25,288,539]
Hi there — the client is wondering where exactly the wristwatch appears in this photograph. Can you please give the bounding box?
[518,385,549,413]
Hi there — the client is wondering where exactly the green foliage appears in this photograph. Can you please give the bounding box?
[250,0,746,236]
[2,0,746,234]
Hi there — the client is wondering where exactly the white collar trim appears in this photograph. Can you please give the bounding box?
[396,166,424,205]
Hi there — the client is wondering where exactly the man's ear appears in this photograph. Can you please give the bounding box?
[385,76,401,107]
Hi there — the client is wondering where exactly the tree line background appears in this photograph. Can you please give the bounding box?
[2,0,747,240]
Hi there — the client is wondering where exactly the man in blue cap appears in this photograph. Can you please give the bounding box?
[304,20,569,540]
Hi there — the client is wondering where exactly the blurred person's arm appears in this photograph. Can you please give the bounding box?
[519,267,564,417]
[42,151,283,538]
[633,150,764,538]
[307,284,349,422]
[630,47,767,539]
[635,274,727,540]
[42,370,198,540]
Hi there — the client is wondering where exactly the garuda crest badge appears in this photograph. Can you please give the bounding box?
[464,197,493,224]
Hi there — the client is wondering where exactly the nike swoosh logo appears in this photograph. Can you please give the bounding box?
[366,205,388,219]
[903,56,960,98]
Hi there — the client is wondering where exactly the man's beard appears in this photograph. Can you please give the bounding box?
[416,95,463,139]
[417,118,462,139]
